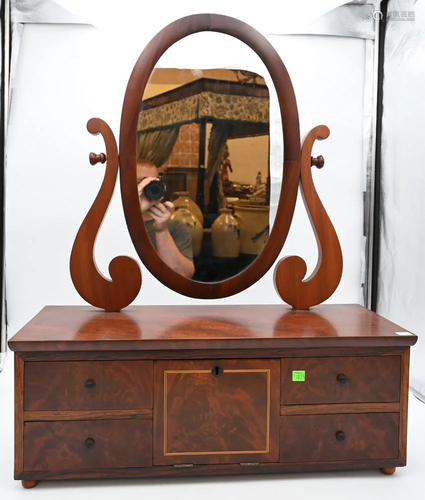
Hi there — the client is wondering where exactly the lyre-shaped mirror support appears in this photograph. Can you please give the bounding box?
[70,118,142,311]
[274,125,343,309]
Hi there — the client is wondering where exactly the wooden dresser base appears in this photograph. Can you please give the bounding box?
[9,305,416,488]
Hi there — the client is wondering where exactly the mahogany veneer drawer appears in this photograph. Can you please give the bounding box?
[23,420,152,471]
[154,359,280,465]
[280,413,399,463]
[281,356,400,405]
[24,361,153,411]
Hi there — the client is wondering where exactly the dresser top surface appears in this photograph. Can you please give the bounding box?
[8,304,416,352]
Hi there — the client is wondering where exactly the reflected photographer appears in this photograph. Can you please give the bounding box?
[137,160,195,279]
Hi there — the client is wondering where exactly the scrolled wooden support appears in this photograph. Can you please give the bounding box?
[274,125,343,309]
[70,118,142,312]
[89,152,107,165]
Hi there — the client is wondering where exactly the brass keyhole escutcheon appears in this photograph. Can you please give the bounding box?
[211,365,223,377]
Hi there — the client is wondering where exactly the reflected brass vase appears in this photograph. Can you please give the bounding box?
[212,208,240,258]
[233,203,269,255]
[171,205,203,257]
[172,191,204,225]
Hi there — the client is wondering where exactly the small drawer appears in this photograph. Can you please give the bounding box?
[24,361,153,411]
[23,420,152,471]
[281,356,400,405]
[280,413,399,463]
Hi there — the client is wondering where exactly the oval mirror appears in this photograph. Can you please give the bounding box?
[119,14,300,299]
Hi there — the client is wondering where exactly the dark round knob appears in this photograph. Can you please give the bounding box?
[335,431,346,442]
[337,374,349,386]
[84,379,96,391]
[89,152,107,165]
[211,365,223,377]
[85,438,95,449]
[311,155,325,169]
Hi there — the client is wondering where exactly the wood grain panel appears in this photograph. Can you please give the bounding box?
[24,420,152,471]
[281,356,400,404]
[280,413,399,463]
[18,456,405,482]
[24,361,153,411]
[280,402,399,416]
[154,359,280,465]
[14,355,24,479]
[8,305,418,353]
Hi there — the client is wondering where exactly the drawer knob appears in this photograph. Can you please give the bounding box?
[211,365,223,377]
[85,438,95,449]
[84,379,96,391]
[337,374,349,386]
[335,431,346,442]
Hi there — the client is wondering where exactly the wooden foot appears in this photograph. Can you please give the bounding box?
[380,467,396,476]
[22,480,39,489]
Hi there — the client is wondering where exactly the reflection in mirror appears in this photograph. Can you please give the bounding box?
[137,68,270,282]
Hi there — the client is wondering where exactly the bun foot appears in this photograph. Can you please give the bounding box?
[380,467,396,475]
[22,480,39,489]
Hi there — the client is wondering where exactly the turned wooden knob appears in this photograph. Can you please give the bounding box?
[84,379,96,391]
[335,431,346,442]
[89,152,107,165]
[337,374,349,386]
[311,155,325,169]
[85,438,95,449]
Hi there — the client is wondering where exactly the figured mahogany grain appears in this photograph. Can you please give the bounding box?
[24,420,152,471]
[281,356,401,405]
[24,361,153,411]
[154,359,280,465]
[8,304,417,353]
[280,413,399,463]
[119,13,301,300]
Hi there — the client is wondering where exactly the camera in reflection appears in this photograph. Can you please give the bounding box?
[141,175,167,201]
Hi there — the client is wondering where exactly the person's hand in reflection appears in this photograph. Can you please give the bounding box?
[137,176,160,214]
[147,201,174,233]
[137,160,195,279]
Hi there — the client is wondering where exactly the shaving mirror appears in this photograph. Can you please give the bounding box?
[70,13,342,309]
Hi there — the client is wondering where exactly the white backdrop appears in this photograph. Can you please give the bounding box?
[378,0,425,399]
[5,22,366,340]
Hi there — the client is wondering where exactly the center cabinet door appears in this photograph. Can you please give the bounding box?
[154,359,280,465]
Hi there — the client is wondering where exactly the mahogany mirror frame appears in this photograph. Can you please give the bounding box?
[71,13,343,310]
[118,13,301,299]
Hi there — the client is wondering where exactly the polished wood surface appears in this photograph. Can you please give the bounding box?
[10,304,415,486]
[24,420,152,471]
[281,356,400,404]
[280,402,400,416]
[154,359,279,465]
[380,467,396,475]
[18,458,404,482]
[14,355,24,479]
[24,361,153,411]
[70,117,141,311]
[21,480,38,489]
[275,125,343,309]
[119,13,301,300]
[280,413,399,463]
[8,304,417,352]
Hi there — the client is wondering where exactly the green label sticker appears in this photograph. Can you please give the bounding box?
[292,370,306,382]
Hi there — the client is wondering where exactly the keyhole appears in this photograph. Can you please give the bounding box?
[211,365,223,377]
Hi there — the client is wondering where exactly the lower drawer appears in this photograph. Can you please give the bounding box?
[280,413,399,463]
[24,420,152,471]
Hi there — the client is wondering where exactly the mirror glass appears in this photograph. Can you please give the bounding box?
[136,35,274,282]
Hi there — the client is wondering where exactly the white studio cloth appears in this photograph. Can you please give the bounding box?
[378,0,425,401]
